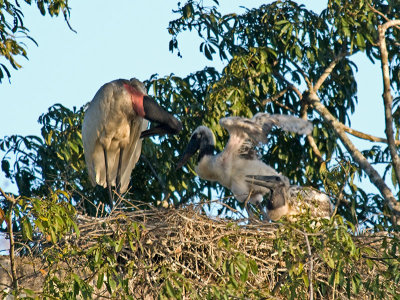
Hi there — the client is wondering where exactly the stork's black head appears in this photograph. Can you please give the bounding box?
[176,126,215,169]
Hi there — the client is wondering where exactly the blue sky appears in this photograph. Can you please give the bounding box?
[0,1,390,249]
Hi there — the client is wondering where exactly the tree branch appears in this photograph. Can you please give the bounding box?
[292,61,313,90]
[313,50,350,93]
[301,103,323,163]
[262,88,289,107]
[273,71,302,98]
[306,92,400,222]
[369,4,400,31]
[378,20,400,187]
[344,125,400,145]
[304,233,314,300]
[273,72,324,162]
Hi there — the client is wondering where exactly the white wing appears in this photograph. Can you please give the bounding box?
[219,113,312,159]
[219,116,262,160]
[118,118,148,193]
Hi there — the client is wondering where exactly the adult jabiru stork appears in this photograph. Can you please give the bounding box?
[245,175,333,221]
[82,78,182,208]
[176,113,312,220]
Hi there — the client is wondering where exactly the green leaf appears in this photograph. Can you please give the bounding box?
[115,237,125,253]
[165,280,176,297]
[355,33,366,49]
[97,273,104,289]
[108,277,116,292]
[22,218,33,241]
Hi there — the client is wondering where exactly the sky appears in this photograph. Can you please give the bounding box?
[0,0,391,250]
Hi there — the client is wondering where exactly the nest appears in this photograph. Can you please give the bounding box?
[2,203,399,299]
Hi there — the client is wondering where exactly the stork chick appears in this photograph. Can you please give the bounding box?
[176,113,313,220]
[246,175,333,221]
[82,78,182,207]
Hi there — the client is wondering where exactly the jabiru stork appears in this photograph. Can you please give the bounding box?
[82,78,182,208]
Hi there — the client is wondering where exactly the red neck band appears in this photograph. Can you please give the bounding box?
[123,83,145,118]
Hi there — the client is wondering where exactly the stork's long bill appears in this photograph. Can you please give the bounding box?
[139,96,182,138]
[245,175,286,189]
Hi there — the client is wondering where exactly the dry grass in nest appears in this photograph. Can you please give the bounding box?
[3,202,399,299]
[66,203,397,299]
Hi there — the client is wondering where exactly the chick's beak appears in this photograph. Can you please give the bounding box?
[176,135,200,170]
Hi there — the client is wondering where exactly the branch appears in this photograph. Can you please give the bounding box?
[304,233,314,300]
[273,72,324,162]
[273,71,303,98]
[313,50,350,93]
[301,103,324,163]
[292,61,313,90]
[262,88,289,107]
[344,125,400,145]
[262,88,296,113]
[369,4,400,31]
[378,20,400,187]
[306,93,400,222]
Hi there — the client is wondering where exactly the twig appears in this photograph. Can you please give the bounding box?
[292,61,313,90]
[344,125,400,145]
[304,233,314,300]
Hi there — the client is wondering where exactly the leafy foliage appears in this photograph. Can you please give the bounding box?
[2,206,399,299]
[0,0,71,82]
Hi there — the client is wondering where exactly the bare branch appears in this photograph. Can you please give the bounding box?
[378,20,400,188]
[304,233,314,300]
[369,4,400,31]
[344,125,400,145]
[262,88,296,113]
[306,93,400,222]
[262,88,289,106]
[313,51,350,92]
[272,73,324,162]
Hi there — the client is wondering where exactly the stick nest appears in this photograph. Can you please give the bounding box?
[5,203,400,299]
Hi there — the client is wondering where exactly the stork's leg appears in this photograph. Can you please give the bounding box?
[243,192,256,221]
[245,204,256,220]
[103,147,113,209]
[116,147,124,195]
[256,202,270,221]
